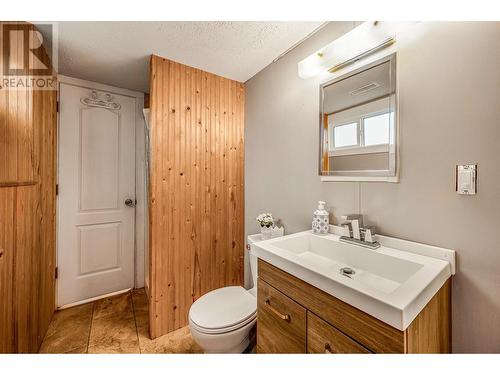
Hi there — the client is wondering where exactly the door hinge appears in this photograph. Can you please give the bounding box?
[55,267,58,279]
[56,184,59,196]
[56,101,59,112]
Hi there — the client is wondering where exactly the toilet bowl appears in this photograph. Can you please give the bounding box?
[188,235,261,353]
[189,286,257,353]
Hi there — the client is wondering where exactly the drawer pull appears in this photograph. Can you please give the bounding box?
[265,299,290,321]
[324,343,333,354]
[0,248,4,258]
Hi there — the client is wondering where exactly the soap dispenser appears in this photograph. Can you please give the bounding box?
[312,201,329,235]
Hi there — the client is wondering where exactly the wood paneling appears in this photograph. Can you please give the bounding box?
[0,22,57,353]
[257,279,306,353]
[33,64,57,343]
[405,279,451,353]
[307,312,371,354]
[148,55,245,338]
[258,259,405,353]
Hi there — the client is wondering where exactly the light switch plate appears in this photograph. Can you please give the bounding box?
[456,164,477,195]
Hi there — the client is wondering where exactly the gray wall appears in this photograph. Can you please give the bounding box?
[245,22,500,353]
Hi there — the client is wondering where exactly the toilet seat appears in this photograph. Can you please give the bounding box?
[189,286,256,334]
[189,311,256,334]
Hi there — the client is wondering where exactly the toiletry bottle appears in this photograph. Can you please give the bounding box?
[312,201,329,235]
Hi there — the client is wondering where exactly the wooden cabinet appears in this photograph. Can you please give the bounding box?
[0,188,15,353]
[308,312,371,354]
[257,279,306,353]
[257,259,451,354]
[0,22,57,353]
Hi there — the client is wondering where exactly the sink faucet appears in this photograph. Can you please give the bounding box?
[340,214,363,239]
[339,214,380,249]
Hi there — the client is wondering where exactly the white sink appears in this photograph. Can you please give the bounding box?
[251,229,455,330]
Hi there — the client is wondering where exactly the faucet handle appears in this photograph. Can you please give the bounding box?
[362,226,376,243]
[341,214,364,228]
[341,222,352,237]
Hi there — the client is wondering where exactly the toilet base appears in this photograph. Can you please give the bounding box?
[189,317,257,354]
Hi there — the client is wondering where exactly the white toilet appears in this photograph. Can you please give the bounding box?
[189,235,260,353]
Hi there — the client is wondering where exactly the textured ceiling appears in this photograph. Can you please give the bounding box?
[48,22,324,92]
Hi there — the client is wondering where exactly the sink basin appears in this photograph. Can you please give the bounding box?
[251,230,455,330]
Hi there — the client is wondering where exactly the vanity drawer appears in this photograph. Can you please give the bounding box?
[257,279,306,353]
[307,312,371,354]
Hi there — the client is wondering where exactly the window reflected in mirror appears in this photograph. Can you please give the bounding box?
[320,54,397,179]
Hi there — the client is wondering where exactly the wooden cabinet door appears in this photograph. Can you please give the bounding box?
[257,279,306,353]
[0,23,36,185]
[0,188,15,353]
[308,312,371,354]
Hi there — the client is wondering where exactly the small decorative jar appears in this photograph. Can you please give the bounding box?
[260,226,273,240]
[256,213,274,240]
[312,201,329,235]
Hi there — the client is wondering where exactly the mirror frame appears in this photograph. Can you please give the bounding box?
[318,53,399,182]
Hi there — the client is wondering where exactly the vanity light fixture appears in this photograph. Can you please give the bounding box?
[298,21,414,79]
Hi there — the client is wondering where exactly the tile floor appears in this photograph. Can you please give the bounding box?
[39,289,203,354]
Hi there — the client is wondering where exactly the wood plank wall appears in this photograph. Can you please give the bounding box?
[0,22,57,353]
[148,55,245,338]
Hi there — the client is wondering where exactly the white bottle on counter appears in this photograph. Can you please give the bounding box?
[312,201,329,235]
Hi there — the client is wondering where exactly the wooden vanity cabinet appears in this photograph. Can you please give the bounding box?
[256,260,451,354]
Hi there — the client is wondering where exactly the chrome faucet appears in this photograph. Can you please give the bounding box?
[340,214,363,239]
[339,214,380,249]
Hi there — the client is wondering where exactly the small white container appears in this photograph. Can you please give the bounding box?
[260,226,273,240]
[260,225,284,240]
[312,201,329,235]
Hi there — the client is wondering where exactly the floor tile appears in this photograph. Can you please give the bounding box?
[63,346,88,354]
[88,315,140,353]
[39,303,93,354]
[132,289,149,337]
[138,325,203,354]
[93,292,134,320]
[39,289,204,354]
[88,293,139,354]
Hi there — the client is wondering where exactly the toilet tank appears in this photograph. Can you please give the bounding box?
[246,234,265,296]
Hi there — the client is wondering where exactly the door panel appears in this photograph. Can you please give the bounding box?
[78,222,121,275]
[80,107,120,210]
[58,83,136,307]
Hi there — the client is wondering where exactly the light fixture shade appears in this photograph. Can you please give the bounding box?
[298,22,414,79]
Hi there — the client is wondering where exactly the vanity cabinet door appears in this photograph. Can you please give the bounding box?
[307,312,371,354]
[0,188,15,353]
[257,279,306,353]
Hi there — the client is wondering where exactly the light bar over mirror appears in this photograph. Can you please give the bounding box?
[298,21,414,79]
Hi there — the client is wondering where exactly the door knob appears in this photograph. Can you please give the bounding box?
[125,198,136,207]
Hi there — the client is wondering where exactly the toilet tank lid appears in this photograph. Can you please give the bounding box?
[189,286,256,330]
[247,233,265,244]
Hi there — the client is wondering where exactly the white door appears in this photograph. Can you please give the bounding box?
[57,83,136,307]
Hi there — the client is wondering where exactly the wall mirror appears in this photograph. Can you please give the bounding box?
[319,53,398,182]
